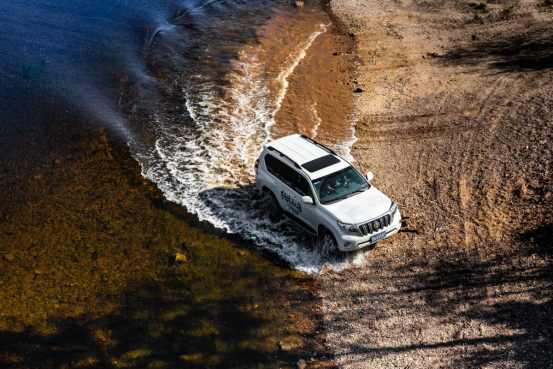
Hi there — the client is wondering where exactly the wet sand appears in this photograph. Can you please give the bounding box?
[274,0,358,156]
[320,0,553,367]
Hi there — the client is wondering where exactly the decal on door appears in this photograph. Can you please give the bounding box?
[281,191,302,215]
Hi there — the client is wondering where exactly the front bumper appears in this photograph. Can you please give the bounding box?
[335,209,402,252]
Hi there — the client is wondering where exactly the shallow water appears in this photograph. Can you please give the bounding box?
[0,0,362,366]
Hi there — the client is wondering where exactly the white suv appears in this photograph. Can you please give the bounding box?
[254,134,401,252]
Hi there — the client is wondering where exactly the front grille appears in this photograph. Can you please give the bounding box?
[358,214,391,236]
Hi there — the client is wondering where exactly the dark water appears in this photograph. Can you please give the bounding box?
[0,0,287,129]
[0,0,170,129]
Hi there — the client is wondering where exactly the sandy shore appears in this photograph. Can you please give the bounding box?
[320,0,553,367]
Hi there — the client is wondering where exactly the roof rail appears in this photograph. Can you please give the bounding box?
[299,135,338,156]
[267,146,302,169]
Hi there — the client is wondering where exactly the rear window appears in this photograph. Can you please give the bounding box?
[264,154,296,186]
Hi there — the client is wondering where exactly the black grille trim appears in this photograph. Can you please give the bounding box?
[358,214,391,236]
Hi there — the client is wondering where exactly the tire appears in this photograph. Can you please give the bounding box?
[264,189,282,217]
[318,227,338,256]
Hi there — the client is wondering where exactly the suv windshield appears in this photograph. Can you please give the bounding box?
[312,166,369,204]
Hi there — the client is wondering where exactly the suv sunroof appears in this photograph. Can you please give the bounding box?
[302,155,340,173]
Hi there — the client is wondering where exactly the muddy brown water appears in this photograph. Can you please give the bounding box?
[126,0,360,272]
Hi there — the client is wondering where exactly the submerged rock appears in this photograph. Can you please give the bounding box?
[297,359,307,369]
[278,339,295,352]
[3,254,15,262]
[294,1,305,7]
[174,252,187,264]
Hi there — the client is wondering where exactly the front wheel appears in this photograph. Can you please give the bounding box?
[318,228,339,256]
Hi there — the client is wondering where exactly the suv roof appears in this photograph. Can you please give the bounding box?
[265,134,350,179]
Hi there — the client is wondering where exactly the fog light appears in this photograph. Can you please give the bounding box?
[344,242,350,248]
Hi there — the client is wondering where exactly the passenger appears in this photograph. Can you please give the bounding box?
[323,179,337,194]
[343,174,351,187]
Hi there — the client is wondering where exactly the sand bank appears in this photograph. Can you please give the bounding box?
[320,0,553,367]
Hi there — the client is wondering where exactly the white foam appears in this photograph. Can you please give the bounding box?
[310,103,322,139]
[341,120,358,163]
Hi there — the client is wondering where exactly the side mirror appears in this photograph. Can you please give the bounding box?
[366,171,374,182]
[301,196,314,205]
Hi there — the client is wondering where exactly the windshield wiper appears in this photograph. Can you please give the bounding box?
[322,186,368,204]
[342,186,368,198]
[352,186,368,194]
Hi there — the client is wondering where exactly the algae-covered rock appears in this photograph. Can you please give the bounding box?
[278,339,295,352]
[3,254,15,262]
[173,252,187,264]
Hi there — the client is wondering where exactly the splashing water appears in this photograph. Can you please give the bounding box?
[131,9,362,273]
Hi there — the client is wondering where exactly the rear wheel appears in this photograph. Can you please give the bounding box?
[264,189,282,217]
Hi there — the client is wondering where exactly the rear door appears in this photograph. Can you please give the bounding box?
[264,154,315,232]
[264,153,298,209]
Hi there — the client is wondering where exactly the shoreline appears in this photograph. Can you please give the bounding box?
[273,0,358,159]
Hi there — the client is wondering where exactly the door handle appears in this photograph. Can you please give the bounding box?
[273,182,279,187]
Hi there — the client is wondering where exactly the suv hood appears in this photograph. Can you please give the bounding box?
[323,186,392,224]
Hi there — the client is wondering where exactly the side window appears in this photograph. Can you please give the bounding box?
[264,154,295,186]
[294,174,310,196]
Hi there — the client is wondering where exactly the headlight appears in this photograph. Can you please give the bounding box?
[389,202,398,218]
[337,221,357,233]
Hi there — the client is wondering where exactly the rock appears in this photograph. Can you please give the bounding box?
[294,1,304,7]
[426,52,442,58]
[278,339,295,352]
[353,87,364,93]
[297,359,307,369]
[332,52,342,56]
[174,252,187,264]
[3,254,15,262]
[320,266,332,275]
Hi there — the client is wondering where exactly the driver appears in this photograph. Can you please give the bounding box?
[326,174,351,191]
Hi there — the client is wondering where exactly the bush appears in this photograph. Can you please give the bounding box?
[501,5,515,17]
[470,2,488,9]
